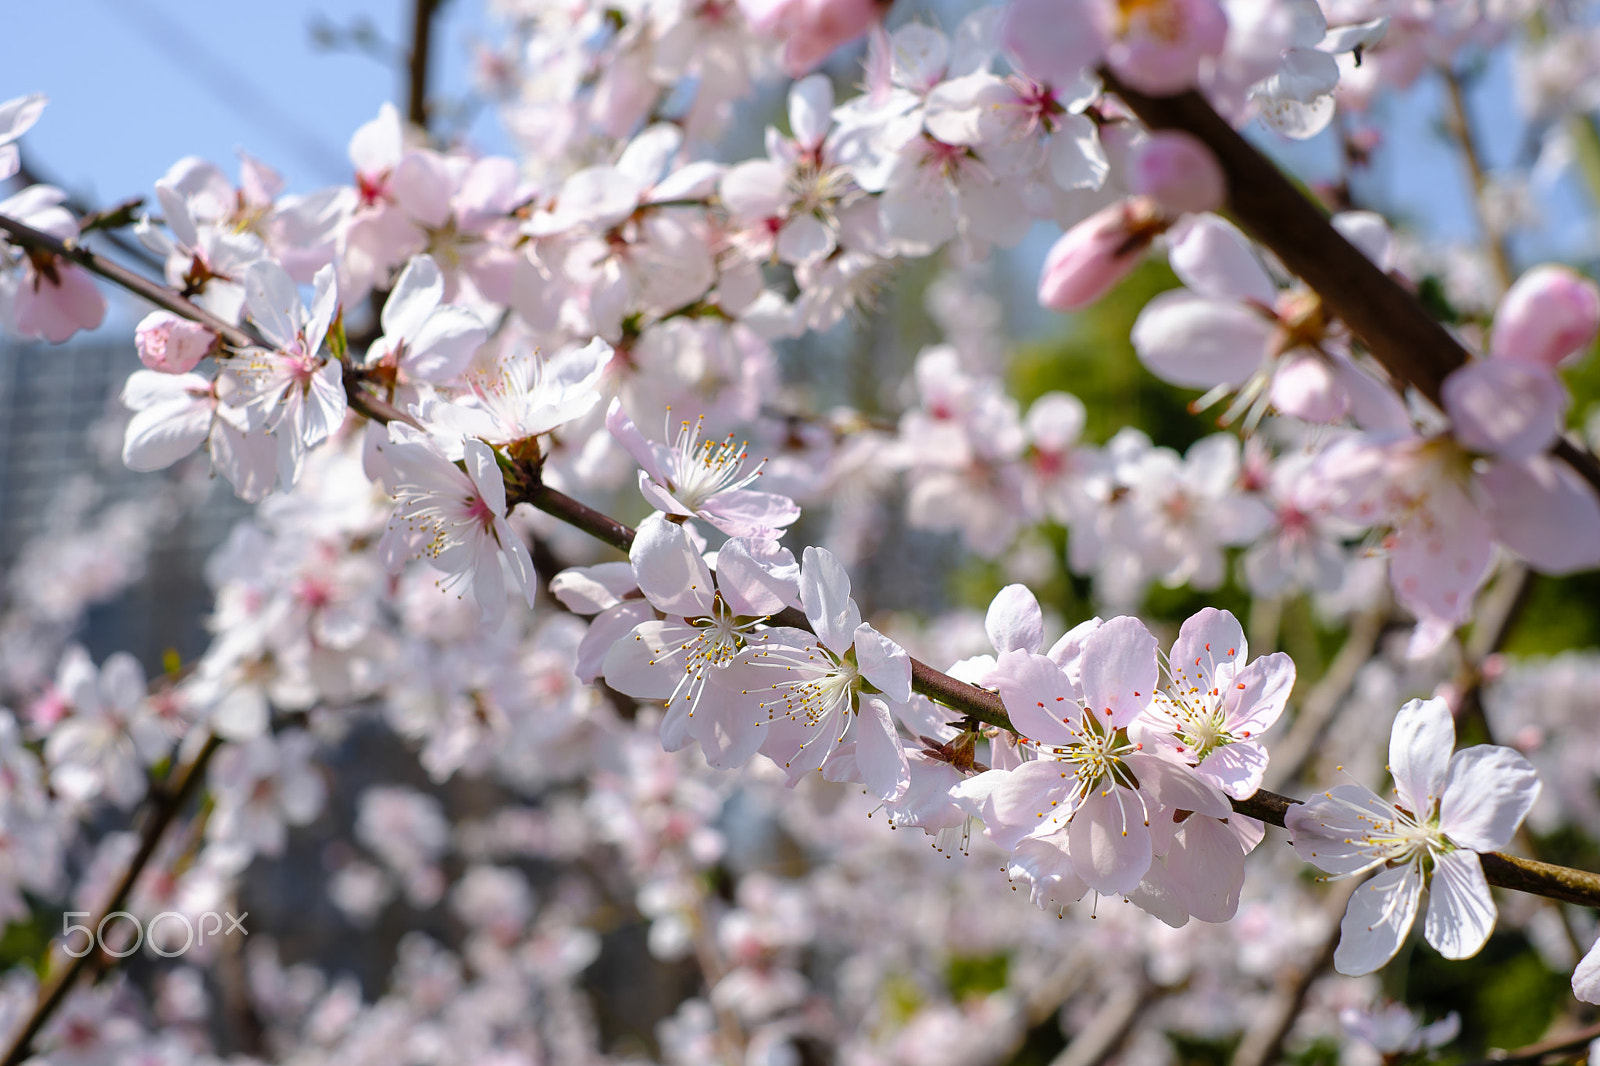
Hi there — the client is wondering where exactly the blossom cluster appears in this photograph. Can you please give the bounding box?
[1,0,1599,1061]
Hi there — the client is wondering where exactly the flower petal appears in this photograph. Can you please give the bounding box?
[1439,744,1541,852]
[853,623,911,703]
[1080,616,1158,728]
[800,546,861,655]
[1388,697,1454,819]
[1068,786,1153,895]
[986,584,1044,655]
[855,696,910,802]
[1424,849,1496,960]
[630,513,715,617]
[1334,861,1423,976]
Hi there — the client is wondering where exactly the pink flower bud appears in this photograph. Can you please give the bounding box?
[744,0,886,78]
[136,311,215,374]
[1128,131,1225,216]
[1489,265,1600,369]
[1037,198,1164,312]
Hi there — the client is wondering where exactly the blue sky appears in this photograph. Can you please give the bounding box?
[2,0,503,201]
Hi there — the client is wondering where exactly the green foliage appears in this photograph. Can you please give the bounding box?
[945,952,1010,1000]
[1010,258,1201,454]
[1167,1031,1239,1066]
[0,905,52,976]
[1402,931,1569,1055]
[1285,1036,1344,1066]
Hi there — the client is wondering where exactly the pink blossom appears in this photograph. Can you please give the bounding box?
[601,513,798,767]
[135,311,216,374]
[741,0,885,76]
[607,399,800,540]
[1037,198,1164,312]
[1128,131,1226,215]
[1489,264,1600,370]
[1288,697,1541,975]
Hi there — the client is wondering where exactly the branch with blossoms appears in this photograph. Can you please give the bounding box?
[9,118,1600,1005]
[9,2,1600,1060]
[9,198,1600,908]
[0,730,220,1066]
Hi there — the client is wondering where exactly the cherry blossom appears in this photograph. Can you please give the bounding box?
[1288,697,1541,975]
[1144,608,1294,800]
[600,512,798,766]
[374,425,539,628]
[607,399,800,540]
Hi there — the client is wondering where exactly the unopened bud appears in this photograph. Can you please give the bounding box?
[1489,264,1600,369]
[136,311,216,374]
[1128,131,1225,216]
[1037,198,1164,312]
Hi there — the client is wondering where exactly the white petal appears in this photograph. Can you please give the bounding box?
[800,546,861,655]
[1132,291,1275,389]
[853,623,911,703]
[1477,455,1600,574]
[1573,936,1600,1005]
[1079,616,1158,727]
[1424,849,1496,960]
[244,260,304,351]
[1439,745,1541,852]
[630,512,715,617]
[1334,861,1423,976]
[123,397,213,471]
[1167,214,1277,305]
[1068,786,1153,895]
[382,254,444,341]
[855,696,910,802]
[1388,697,1454,820]
[986,584,1044,655]
[406,307,488,383]
[788,74,833,148]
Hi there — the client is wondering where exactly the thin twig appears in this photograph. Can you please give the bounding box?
[1457,1019,1600,1066]
[14,194,1600,917]
[1440,65,1515,293]
[0,210,255,350]
[1230,878,1360,1066]
[0,732,223,1066]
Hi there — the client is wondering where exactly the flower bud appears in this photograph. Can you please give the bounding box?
[1128,131,1225,216]
[136,311,215,374]
[1037,198,1163,312]
[744,0,886,78]
[1489,264,1600,369]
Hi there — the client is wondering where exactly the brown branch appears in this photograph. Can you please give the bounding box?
[1049,973,1159,1066]
[0,732,223,1066]
[1456,1020,1600,1066]
[1100,71,1600,499]
[1229,878,1360,1066]
[406,0,441,132]
[1440,65,1515,293]
[0,211,255,351]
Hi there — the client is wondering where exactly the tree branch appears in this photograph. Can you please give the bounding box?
[1440,65,1514,293]
[0,211,255,351]
[0,732,223,1066]
[1456,1019,1600,1066]
[406,0,441,132]
[1100,72,1600,498]
[14,192,1600,917]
